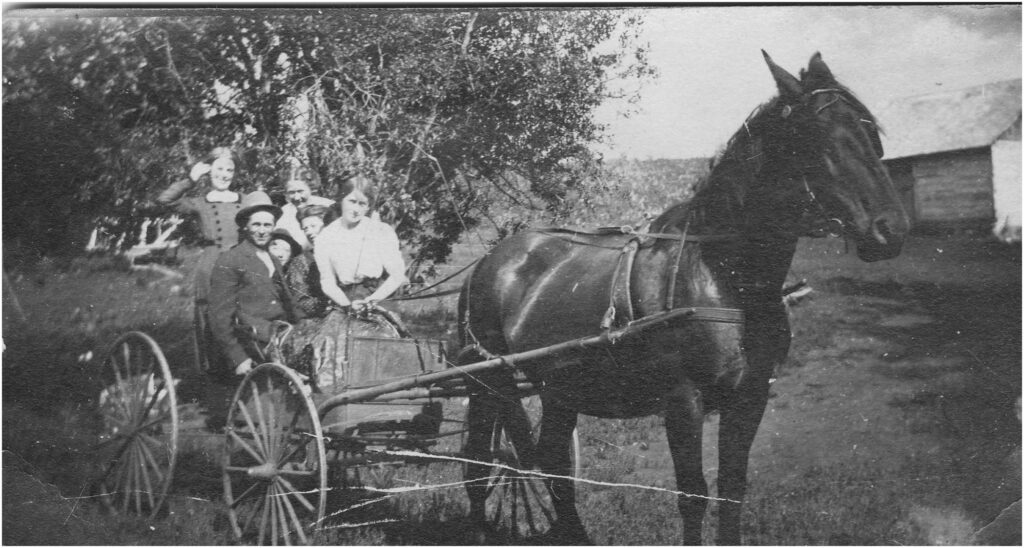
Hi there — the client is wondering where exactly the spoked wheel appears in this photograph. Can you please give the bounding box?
[476,395,581,539]
[223,363,327,545]
[95,331,179,518]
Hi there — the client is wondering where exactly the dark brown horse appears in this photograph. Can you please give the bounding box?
[458,52,909,544]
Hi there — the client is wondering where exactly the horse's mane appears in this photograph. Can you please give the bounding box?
[649,97,777,234]
[649,78,878,235]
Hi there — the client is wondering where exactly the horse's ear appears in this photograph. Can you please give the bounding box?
[806,52,835,81]
[762,50,802,98]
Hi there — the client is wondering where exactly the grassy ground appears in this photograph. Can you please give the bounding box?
[2,234,1020,544]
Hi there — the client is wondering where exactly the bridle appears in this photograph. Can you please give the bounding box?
[810,87,845,114]
[808,87,884,156]
[798,175,845,238]
[775,87,881,239]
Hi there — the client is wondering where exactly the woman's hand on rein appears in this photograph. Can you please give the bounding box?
[351,299,378,313]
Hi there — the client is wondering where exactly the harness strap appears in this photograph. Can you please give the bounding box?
[601,239,639,330]
[640,231,741,243]
[664,220,690,311]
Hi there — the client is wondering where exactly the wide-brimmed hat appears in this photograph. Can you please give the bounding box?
[235,190,282,226]
[297,204,330,222]
[269,228,302,257]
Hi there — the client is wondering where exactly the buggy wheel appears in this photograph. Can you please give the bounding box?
[472,395,580,539]
[96,331,179,518]
[223,363,327,546]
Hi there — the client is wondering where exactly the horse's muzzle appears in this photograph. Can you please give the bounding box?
[856,211,908,262]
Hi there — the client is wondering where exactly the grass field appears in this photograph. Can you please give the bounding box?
[2,233,1020,545]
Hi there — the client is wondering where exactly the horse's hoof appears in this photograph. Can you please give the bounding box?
[547,521,592,545]
[458,519,493,545]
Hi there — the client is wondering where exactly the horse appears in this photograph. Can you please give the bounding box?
[457,51,909,544]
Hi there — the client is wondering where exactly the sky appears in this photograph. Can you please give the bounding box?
[591,5,1023,159]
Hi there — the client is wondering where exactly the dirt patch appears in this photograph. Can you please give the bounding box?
[878,313,936,328]
[575,236,1020,544]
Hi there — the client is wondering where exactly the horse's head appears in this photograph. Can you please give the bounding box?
[761,51,909,261]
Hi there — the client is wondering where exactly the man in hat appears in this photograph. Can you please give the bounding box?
[208,190,296,377]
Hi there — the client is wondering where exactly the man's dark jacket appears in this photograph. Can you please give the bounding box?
[209,238,295,368]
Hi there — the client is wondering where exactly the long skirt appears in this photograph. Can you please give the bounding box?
[193,245,229,377]
[193,245,221,302]
[280,308,400,393]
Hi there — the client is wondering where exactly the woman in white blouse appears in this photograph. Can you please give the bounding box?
[314,176,406,312]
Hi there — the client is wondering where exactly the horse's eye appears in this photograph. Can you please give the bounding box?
[781,105,793,118]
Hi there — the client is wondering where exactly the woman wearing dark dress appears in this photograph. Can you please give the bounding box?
[156,147,243,373]
[284,204,332,320]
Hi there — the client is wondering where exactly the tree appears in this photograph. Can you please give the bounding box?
[3,9,653,264]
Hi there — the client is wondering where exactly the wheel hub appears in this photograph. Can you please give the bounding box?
[246,462,278,479]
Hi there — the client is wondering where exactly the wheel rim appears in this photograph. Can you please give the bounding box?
[96,331,178,518]
[482,395,578,539]
[223,363,327,545]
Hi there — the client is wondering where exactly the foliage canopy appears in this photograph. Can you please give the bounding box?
[3,9,653,262]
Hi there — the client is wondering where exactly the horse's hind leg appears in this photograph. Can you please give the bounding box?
[536,396,588,542]
[665,383,708,545]
[462,359,521,538]
[463,377,516,525]
[464,396,494,526]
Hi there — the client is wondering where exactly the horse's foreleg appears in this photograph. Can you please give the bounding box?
[664,383,708,545]
[536,397,585,540]
[716,386,769,545]
[716,308,789,544]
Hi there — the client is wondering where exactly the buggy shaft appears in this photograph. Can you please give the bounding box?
[317,307,702,416]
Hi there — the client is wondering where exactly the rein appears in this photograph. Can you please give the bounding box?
[384,259,480,302]
[534,225,742,245]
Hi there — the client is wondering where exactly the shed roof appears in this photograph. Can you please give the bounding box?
[876,78,1021,160]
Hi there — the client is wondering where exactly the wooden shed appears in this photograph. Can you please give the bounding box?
[877,79,1021,238]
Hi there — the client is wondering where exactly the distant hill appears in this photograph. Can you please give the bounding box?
[582,157,712,226]
[606,157,711,199]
